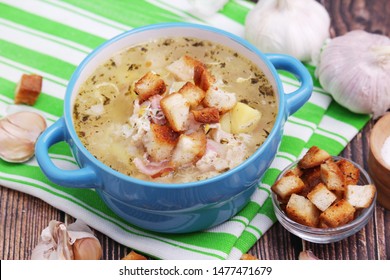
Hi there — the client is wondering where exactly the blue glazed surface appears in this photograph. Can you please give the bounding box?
[35,23,313,233]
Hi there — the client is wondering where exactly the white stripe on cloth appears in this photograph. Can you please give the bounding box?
[283,121,314,142]
[43,0,132,31]
[269,156,294,171]
[1,0,125,39]
[0,175,230,260]
[147,0,245,36]
[0,18,92,54]
[288,116,317,131]
[0,24,87,66]
[319,115,358,141]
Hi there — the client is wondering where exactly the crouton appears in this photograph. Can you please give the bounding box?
[14,74,42,105]
[345,184,376,208]
[319,199,355,228]
[171,131,207,167]
[178,82,205,108]
[122,250,147,260]
[194,64,215,91]
[134,71,166,103]
[307,183,337,212]
[284,166,303,177]
[143,123,179,162]
[286,194,320,227]
[191,107,220,124]
[271,175,305,203]
[337,159,360,186]
[320,159,345,191]
[203,86,237,113]
[299,167,322,196]
[160,93,190,132]
[166,55,203,81]
[298,146,331,169]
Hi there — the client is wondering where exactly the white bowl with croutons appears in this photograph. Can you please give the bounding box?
[271,146,377,243]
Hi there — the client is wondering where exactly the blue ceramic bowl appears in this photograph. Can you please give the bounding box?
[35,23,313,233]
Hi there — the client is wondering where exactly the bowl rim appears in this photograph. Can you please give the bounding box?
[63,22,288,189]
[271,156,377,235]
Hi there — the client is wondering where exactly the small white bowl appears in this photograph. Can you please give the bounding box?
[271,156,376,244]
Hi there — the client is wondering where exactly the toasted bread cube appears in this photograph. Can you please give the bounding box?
[307,183,337,212]
[166,55,202,81]
[171,131,206,167]
[203,86,237,113]
[194,64,215,91]
[14,74,42,105]
[337,159,360,186]
[333,190,345,202]
[299,167,322,197]
[271,175,305,203]
[191,107,220,124]
[320,159,345,191]
[122,250,147,260]
[345,184,376,208]
[284,166,303,177]
[319,199,355,228]
[134,71,166,103]
[143,123,179,161]
[178,82,205,108]
[298,146,331,169]
[160,93,190,132]
[286,194,320,227]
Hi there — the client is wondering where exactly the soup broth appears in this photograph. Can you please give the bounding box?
[73,37,277,183]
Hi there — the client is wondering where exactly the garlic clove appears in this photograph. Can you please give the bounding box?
[0,125,35,162]
[31,220,102,260]
[72,237,102,260]
[298,250,320,260]
[6,111,47,139]
[31,220,74,260]
[0,111,47,163]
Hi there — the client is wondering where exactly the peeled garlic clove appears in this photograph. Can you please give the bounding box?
[72,237,102,260]
[0,111,46,162]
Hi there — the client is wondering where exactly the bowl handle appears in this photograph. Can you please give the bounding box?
[266,53,313,116]
[35,117,99,189]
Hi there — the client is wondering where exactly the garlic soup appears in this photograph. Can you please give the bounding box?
[73,37,277,183]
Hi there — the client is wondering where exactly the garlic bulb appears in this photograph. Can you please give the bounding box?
[31,219,102,260]
[316,30,390,119]
[245,0,330,62]
[0,111,46,162]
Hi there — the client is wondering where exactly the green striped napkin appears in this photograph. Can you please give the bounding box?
[0,0,370,259]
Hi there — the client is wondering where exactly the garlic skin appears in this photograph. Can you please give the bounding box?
[31,219,102,260]
[0,111,46,162]
[245,0,330,62]
[316,30,390,119]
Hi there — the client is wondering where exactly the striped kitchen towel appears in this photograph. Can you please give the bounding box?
[0,0,370,259]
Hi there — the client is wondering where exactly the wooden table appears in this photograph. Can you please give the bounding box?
[1,0,389,260]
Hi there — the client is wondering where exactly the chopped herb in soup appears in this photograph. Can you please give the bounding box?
[73,37,277,183]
